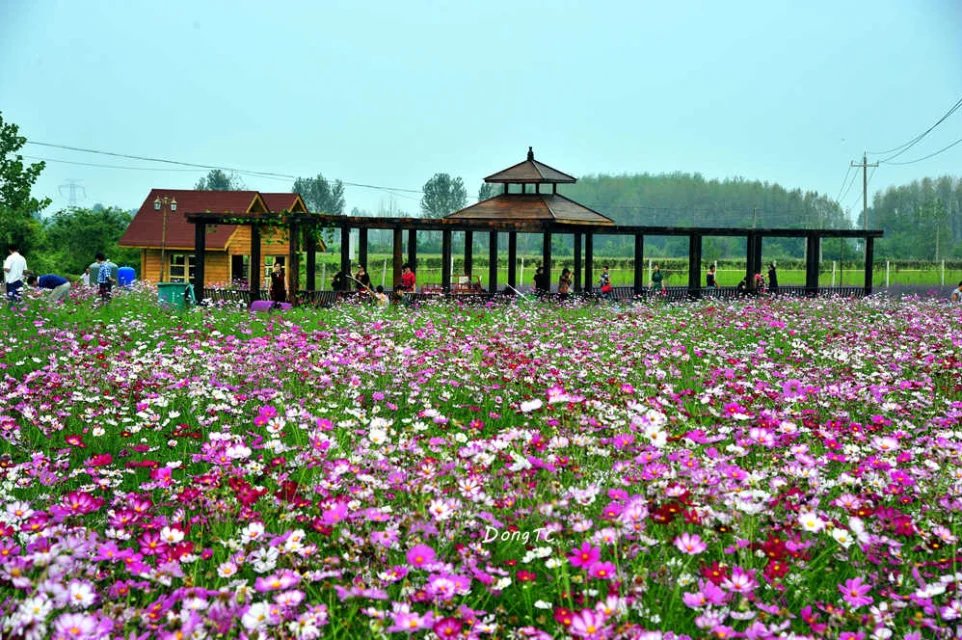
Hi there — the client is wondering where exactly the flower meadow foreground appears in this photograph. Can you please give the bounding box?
[1,291,961,639]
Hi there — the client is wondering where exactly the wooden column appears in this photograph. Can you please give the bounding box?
[573,232,582,292]
[863,237,874,295]
[358,228,368,271]
[688,233,702,298]
[585,232,594,292]
[488,230,499,293]
[393,228,403,289]
[752,233,763,285]
[441,229,452,292]
[407,229,417,271]
[633,234,644,294]
[339,226,351,291]
[745,234,756,287]
[463,230,473,277]
[507,231,517,288]
[305,227,316,291]
[193,221,206,294]
[805,234,820,295]
[542,231,552,292]
[250,224,261,300]
[288,222,299,301]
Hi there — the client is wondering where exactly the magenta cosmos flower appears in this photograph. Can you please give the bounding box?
[839,577,873,608]
[406,544,436,568]
[568,542,601,569]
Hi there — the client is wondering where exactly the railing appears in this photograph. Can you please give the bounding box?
[202,288,257,306]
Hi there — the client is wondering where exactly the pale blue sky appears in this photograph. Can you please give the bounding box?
[1,0,960,220]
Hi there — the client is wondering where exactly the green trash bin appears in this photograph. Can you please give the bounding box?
[157,283,196,310]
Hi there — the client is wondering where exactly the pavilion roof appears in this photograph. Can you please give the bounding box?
[484,147,576,184]
[445,193,615,226]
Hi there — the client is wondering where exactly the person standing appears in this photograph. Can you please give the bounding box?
[599,265,613,299]
[269,262,287,305]
[3,245,27,303]
[767,262,779,295]
[706,264,718,288]
[80,267,91,287]
[95,253,117,302]
[651,264,665,294]
[27,273,71,303]
[558,267,572,298]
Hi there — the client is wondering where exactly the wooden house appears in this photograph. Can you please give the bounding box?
[119,189,314,286]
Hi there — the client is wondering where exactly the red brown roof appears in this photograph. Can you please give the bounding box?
[262,193,308,213]
[120,189,277,250]
[446,193,614,226]
[484,148,576,184]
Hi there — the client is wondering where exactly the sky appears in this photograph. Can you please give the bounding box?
[1,0,961,222]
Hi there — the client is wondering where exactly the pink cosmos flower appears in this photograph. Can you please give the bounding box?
[674,532,707,555]
[721,566,757,594]
[587,561,617,581]
[781,379,805,400]
[839,577,873,608]
[569,608,610,639]
[568,542,601,569]
[406,544,436,568]
[432,616,463,638]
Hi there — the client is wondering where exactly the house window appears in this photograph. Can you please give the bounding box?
[169,254,196,282]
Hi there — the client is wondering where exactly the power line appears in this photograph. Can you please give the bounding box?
[834,165,854,203]
[868,95,962,162]
[883,133,962,166]
[25,155,202,173]
[24,140,424,194]
[837,166,860,205]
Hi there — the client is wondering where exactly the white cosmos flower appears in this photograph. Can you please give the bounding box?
[798,511,825,533]
[520,399,543,413]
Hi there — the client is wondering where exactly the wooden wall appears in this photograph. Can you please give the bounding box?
[227,226,291,256]
[140,249,230,285]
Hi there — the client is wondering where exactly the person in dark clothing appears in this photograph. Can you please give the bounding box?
[533,266,547,295]
[767,262,779,295]
[706,265,717,288]
[27,274,71,303]
[269,262,286,305]
[354,264,372,292]
[331,270,348,293]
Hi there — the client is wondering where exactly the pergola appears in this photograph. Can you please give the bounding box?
[185,149,883,301]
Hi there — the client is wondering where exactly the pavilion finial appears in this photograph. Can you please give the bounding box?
[527,146,534,161]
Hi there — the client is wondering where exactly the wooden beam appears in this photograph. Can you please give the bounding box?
[305,227,317,291]
[250,224,261,300]
[193,221,206,293]
[393,228,403,289]
[573,232,582,292]
[688,233,702,297]
[542,231,552,292]
[464,230,473,276]
[407,228,417,271]
[288,222,299,301]
[585,232,594,292]
[864,237,874,295]
[339,226,351,288]
[805,234,820,294]
[441,229,452,292]
[507,232,517,288]
[488,231,499,293]
[633,234,644,294]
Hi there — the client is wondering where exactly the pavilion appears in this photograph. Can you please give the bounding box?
[185,148,883,303]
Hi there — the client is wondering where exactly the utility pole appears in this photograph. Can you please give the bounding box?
[850,153,878,230]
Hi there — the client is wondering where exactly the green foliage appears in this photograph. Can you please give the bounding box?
[194,169,245,191]
[421,173,467,218]
[293,173,345,215]
[42,206,140,275]
[0,111,50,253]
[478,182,498,201]
[870,176,961,260]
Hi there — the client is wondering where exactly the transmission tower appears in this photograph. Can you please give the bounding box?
[59,179,86,206]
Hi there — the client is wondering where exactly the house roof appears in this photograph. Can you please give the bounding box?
[446,193,615,226]
[119,189,310,250]
[484,147,576,184]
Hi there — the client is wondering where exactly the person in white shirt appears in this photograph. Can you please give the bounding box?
[3,245,27,303]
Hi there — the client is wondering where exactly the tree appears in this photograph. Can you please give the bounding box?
[421,173,467,218]
[0,112,50,252]
[292,174,345,214]
[42,206,139,274]
[478,182,498,201]
[195,169,245,191]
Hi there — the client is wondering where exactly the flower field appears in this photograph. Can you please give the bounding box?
[1,290,961,639]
